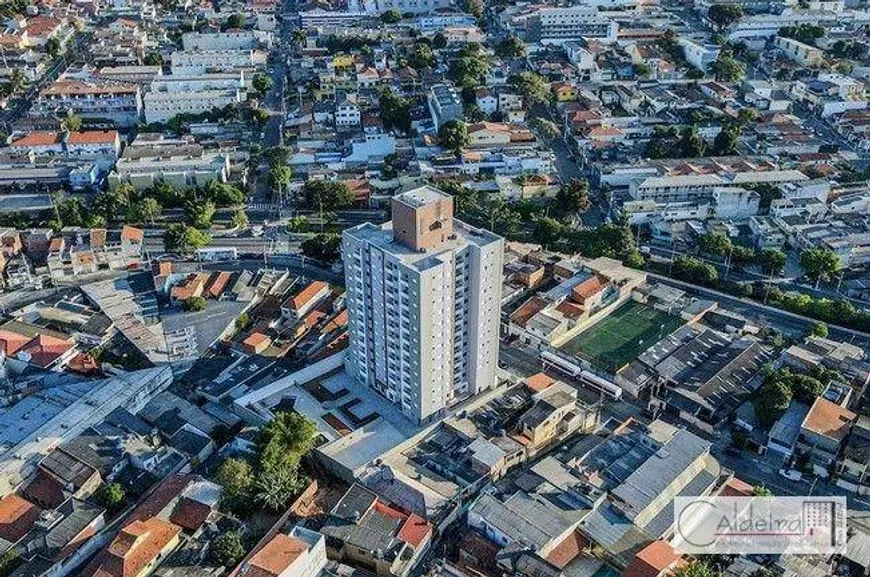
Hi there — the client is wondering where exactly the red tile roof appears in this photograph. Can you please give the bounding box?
[509,296,547,328]
[572,274,607,302]
[287,281,329,312]
[18,334,74,367]
[0,494,41,543]
[169,497,211,531]
[546,530,587,569]
[67,130,119,145]
[802,398,856,442]
[397,513,432,549]
[88,517,181,577]
[244,534,308,577]
[0,329,31,356]
[121,225,144,243]
[719,477,754,497]
[11,131,62,148]
[525,373,556,393]
[623,540,683,577]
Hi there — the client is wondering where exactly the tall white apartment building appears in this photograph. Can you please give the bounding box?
[342,186,503,424]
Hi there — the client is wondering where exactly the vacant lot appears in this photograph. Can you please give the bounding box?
[560,300,683,372]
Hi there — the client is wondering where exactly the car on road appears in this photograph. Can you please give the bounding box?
[778,469,802,481]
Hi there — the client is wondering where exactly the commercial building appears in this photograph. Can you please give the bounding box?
[143,73,246,124]
[169,49,258,75]
[342,186,504,424]
[30,79,143,127]
[527,7,618,45]
[108,134,230,190]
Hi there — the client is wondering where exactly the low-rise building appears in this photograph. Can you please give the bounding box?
[31,79,143,127]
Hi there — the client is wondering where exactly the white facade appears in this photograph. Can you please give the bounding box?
[170,50,257,75]
[678,37,720,71]
[143,74,246,124]
[363,0,453,15]
[531,7,619,45]
[342,186,503,424]
[181,31,269,51]
[335,100,361,126]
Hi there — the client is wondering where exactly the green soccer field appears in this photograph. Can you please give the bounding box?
[559,300,684,373]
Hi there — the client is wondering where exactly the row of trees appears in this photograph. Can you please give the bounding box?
[697,232,788,276]
[645,109,757,160]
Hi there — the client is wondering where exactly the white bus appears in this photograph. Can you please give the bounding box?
[539,351,623,400]
[195,247,238,262]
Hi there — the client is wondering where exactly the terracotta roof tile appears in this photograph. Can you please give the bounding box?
[545,530,587,569]
[10,131,62,148]
[67,131,119,145]
[624,540,683,577]
[245,533,308,577]
[287,281,328,312]
[0,494,41,542]
[802,398,856,442]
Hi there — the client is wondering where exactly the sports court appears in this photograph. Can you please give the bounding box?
[559,300,683,373]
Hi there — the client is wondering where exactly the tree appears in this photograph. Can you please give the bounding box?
[380,9,402,23]
[532,217,565,249]
[712,52,746,82]
[226,13,246,29]
[46,37,61,58]
[231,209,249,229]
[252,73,273,95]
[731,245,756,269]
[759,248,787,276]
[0,550,22,577]
[778,24,824,45]
[673,256,718,286]
[686,67,705,80]
[260,411,318,457]
[496,35,526,58]
[269,163,292,192]
[699,232,732,257]
[509,72,551,106]
[809,321,829,338]
[236,312,252,331]
[800,248,840,285]
[753,485,774,497]
[94,482,125,513]
[555,178,591,214]
[185,199,216,229]
[408,42,437,70]
[163,224,210,254]
[61,113,82,133]
[679,125,707,158]
[93,186,132,222]
[754,378,792,427]
[287,215,309,233]
[204,180,245,206]
[210,530,246,567]
[301,233,340,263]
[707,4,743,29]
[439,119,469,155]
[255,460,302,511]
[183,295,207,312]
[128,197,162,224]
[9,68,26,93]
[737,107,758,125]
[712,123,740,155]
[301,180,354,211]
[379,88,412,133]
[143,52,163,66]
[674,560,724,577]
[432,32,447,49]
[449,45,489,88]
[216,458,254,515]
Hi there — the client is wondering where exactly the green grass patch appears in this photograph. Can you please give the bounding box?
[559,300,683,372]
